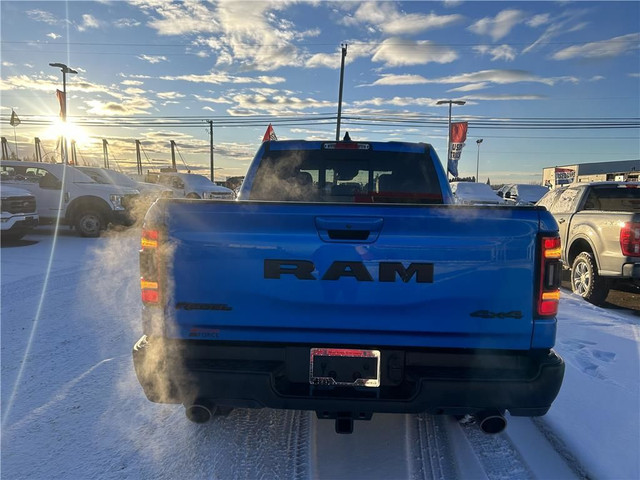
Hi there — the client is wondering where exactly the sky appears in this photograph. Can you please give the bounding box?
[1,1,639,184]
[1,225,639,479]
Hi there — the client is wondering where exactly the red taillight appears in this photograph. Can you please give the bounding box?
[140,229,161,305]
[538,235,562,317]
[620,222,640,257]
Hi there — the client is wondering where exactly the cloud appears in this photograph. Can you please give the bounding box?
[138,1,310,72]
[114,18,141,28]
[78,14,101,31]
[193,94,233,104]
[124,87,146,95]
[463,93,546,101]
[157,91,185,100]
[138,54,168,64]
[46,33,62,40]
[121,80,144,86]
[86,97,154,116]
[552,33,640,60]
[447,83,491,92]
[474,45,517,61]
[523,8,590,54]
[26,9,59,25]
[468,9,525,41]
[427,69,560,86]
[366,69,575,89]
[372,38,458,66]
[369,74,429,86]
[353,96,438,108]
[228,88,335,115]
[527,14,550,28]
[383,13,463,35]
[159,71,285,85]
[343,2,462,35]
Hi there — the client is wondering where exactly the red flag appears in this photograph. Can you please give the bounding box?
[447,121,468,177]
[262,123,277,142]
[56,89,66,119]
[450,121,468,143]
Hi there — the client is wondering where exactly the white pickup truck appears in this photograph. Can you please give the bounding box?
[0,161,139,237]
[1,184,39,240]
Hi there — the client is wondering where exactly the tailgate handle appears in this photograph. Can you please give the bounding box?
[315,217,383,243]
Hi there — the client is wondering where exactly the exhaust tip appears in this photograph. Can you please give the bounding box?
[476,410,507,434]
[185,401,216,424]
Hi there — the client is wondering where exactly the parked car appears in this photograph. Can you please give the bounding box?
[75,166,172,221]
[536,181,640,304]
[154,172,235,199]
[503,184,550,205]
[1,184,39,240]
[450,181,504,205]
[0,161,139,237]
[495,184,512,198]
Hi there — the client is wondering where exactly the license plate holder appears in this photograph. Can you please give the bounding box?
[309,348,380,387]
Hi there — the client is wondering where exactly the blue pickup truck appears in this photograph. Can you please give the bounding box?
[133,139,564,434]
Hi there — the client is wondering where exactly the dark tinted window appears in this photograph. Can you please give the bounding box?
[249,148,443,204]
[581,186,640,212]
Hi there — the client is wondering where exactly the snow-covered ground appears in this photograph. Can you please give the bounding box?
[1,226,639,479]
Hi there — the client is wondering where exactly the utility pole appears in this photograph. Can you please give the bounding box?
[103,139,109,169]
[135,140,142,175]
[476,139,483,182]
[35,137,43,162]
[170,140,177,170]
[208,120,214,183]
[336,43,347,141]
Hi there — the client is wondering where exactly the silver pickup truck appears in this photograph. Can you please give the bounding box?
[537,182,640,305]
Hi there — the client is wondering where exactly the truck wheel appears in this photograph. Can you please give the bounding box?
[76,210,104,237]
[571,252,609,306]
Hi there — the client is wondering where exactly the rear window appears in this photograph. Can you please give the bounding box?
[582,186,640,212]
[248,148,443,204]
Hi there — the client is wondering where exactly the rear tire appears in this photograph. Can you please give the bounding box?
[76,209,105,237]
[570,252,609,305]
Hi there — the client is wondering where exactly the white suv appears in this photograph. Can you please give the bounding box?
[154,172,234,199]
[1,161,139,237]
[1,184,39,240]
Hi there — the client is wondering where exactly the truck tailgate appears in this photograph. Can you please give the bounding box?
[162,201,545,349]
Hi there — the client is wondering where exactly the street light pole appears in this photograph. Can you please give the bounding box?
[436,100,466,177]
[49,62,77,164]
[476,138,483,182]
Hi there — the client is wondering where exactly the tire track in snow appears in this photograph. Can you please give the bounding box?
[454,414,585,480]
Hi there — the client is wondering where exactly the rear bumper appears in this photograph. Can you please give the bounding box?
[133,336,564,418]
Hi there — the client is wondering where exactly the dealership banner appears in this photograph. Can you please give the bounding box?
[447,121,468,177]
[555,167,575,185]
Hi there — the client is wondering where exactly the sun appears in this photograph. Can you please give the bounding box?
[42,118,93,148]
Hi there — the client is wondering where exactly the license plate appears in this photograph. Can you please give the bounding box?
[309,348,380,387]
